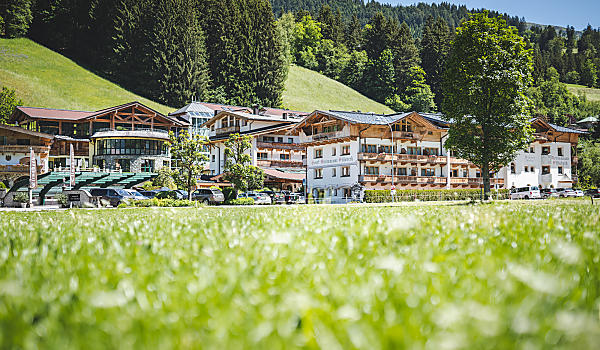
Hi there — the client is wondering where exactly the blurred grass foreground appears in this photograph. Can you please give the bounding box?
[1,202,599,349]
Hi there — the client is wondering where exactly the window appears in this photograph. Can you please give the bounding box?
[476,171,481,178]
[116,159,131,172]
[558,147,563,156]
[341,166,350,177]
[542,146,550,155]
[379,145,392,154]
[16,138,30,145]
[257,153,268,160]
[396,168,407,176]
[332,168,337,177]
[280,153,290,160]
[331,147,336,156]
[342,145,350,155]
[393,120,412,132]
[314,168,323,179]
[365,166,379,175]
[263,136,275,143]
[542,165,550,175]
[361,144,377,153]
[343,188,352,198]
[462,170,468,177]
[558,166,563,174]
[451,169,458,177]
[424,147,439,156]
[510,163,516,174]
[421,168,435,177]
[314,148,323,159]
[211,155,216,162]
[524,166,529,173]
[530,147,534,153]
[530,166,535,172]
[278,137,284,143]
[407,147,420,155]
[97,139,167,156]
[288,138,293,144]
[140,159,154,172]
[0,136,6,145]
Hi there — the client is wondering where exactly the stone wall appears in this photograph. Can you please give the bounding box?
[93,155,168,172]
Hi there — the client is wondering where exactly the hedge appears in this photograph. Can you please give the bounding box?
[118,198,198,208]
[363,189,510,203]
[225,198,255,205]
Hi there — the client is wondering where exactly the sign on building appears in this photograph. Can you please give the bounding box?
[29,147,37,189]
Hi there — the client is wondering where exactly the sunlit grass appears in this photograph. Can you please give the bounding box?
[1,202,599,349]
[567,83,600,102]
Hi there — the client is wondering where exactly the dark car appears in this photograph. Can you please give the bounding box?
[540,188,558,199]
[89,188,136,207]
[260,190,286,204]
[585,188,600,198]
[138,190,159,198]
[282,191,300,204]
[155,190,186,200]
[192,188,225,204]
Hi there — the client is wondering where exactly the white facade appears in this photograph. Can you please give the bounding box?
[503,141,573,189]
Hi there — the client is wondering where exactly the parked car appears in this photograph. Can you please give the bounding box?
[125,189,148,200]
[260,190,286,204]
[192,188,225,204]
[584,188,600,198]
[282,191,300,204]
[238,192,272,205]
[510,186,541,200]
[155,190,186,200]
[573,189,584,197]
[138,190,159,198]
[556,188,578,197]
[89,188,136,207]
[540,188,559,199]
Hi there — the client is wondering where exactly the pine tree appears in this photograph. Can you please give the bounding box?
[317,5,343,44]
[363,12,392,61]
[152,0,210,106]
[1,0,32,38]
[580,59,598,88]
[362,49,396,103]
[420,17,451,106]
[389,21,420,90]
[344,15,362,51]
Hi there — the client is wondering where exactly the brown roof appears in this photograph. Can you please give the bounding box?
[15,107,94,120]
[0,123,55,139]
[263,168,305,181]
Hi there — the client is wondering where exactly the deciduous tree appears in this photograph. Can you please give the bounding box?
[169,130,208,200]
[0,86,22,124]
[223,133,265,194]
[442,12,533,199]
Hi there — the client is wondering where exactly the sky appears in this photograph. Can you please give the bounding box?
[382,1,599,30]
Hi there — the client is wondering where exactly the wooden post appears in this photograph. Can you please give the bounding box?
[58,121,62,134]
[89,121,93,136]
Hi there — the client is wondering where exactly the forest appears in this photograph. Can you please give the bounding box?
[0,0,599,127]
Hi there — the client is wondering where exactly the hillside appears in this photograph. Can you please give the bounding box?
[0,38,392,115]
[566,84,600,102]
[283,65,393,114]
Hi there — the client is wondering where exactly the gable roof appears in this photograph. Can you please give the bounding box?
[202,110,298,129]
[0,123,54,140]
[170,101,308,119]
[531,117,587,134]
[14,107,94,121]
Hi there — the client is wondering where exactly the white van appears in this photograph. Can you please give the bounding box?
[510,186,542,200]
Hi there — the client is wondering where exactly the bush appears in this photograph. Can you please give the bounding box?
[13,192,28,203]
[0,181,7,190]
[119,198,197,208]
[225,198,254,205]
[221,187,236,201]
[363,189,509,203]
[55,193,68,207]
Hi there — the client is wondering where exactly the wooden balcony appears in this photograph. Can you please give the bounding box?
[301,129,352,143]
[392,131,423,140]
[0,145,50,153]
[257,159,304,168]
[50,149,89,157]
[256,141,304,151]
[358,153,471,166]
[359,175,504,186]
[215,126,240,135]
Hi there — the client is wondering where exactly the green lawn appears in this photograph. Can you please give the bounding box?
[567,83,600,102]
[0,38,392,115]
[1,202,599,349]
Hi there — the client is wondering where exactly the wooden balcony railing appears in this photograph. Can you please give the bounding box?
[215,126,240,135]
[256,141,304,151]
[0,145,50,153]
[0,164,44,173]
[358,175,504,186]
[257,159,304,168]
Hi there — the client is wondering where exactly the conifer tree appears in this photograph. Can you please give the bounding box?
[363,49,396,103]
[389,21,420,89]
[344,15,363,51]
[420,17,451,106]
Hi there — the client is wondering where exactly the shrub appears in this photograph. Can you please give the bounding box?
[225,198,254,205]
[222,187,236,201]
[13,192,28,203]
[0,181,7,190]
[55,193,68,207]
[118,198,196,208]
[363,189,509,203]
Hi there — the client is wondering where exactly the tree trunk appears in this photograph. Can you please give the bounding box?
[187,172,193,201]
[482,162,490,200]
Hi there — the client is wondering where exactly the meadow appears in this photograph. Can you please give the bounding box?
[1,202,599,349]
[0,38,392,114]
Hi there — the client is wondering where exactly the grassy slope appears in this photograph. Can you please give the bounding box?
[284,65,394,113]
[567,83,600,102]
[0,38,392,114]
[0,38,173,114]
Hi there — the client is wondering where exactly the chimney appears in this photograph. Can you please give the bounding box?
[252,104,259,115]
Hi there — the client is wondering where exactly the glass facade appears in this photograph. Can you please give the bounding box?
[97,139,168,156]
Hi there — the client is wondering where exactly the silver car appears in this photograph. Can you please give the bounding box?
[238,192,272,205]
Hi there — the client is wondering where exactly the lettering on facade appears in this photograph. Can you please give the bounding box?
[310,155,355,167]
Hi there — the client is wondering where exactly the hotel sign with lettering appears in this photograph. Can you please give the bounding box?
[310,155,355,167]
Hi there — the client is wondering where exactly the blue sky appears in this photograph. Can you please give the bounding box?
[383,1,599,30]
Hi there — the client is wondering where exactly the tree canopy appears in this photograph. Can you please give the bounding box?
[443,12,534,199]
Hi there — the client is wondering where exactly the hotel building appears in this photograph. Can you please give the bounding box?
[290,110,584,203]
